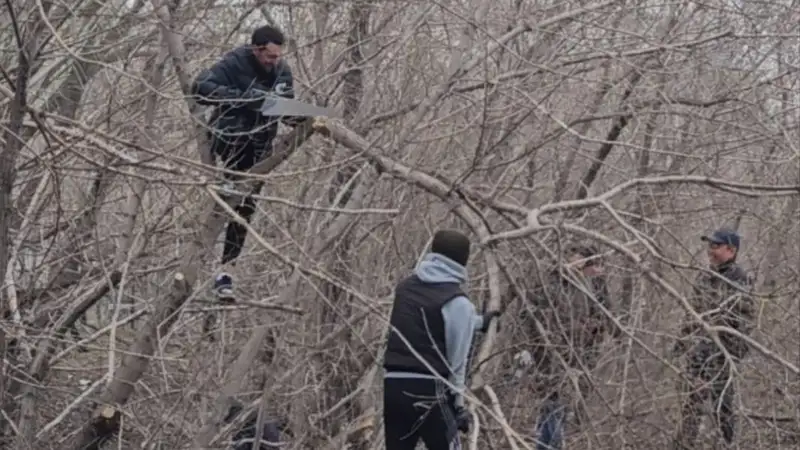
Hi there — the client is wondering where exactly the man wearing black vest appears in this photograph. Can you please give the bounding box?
[382,229,500,450]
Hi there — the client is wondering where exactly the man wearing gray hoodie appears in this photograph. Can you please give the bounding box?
[382,229,500,450]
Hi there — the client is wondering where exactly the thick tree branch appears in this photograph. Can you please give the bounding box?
[485,176,800,243]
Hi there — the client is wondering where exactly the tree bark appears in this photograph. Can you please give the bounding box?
[0,3,39,441]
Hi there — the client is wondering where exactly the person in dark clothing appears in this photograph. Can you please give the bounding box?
[224,401,290,450]
[672,228,754,450]
[382,229,501,450]
[191,25,300,299]
[507,245,618,450]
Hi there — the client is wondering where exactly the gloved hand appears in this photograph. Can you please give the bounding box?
[513,349,533,367]
[512,349,533,379]
[480,301,502,333]
[480,310,502,333]
[243,87,272,111]
[281,115,304,127]
[454,406,472,433]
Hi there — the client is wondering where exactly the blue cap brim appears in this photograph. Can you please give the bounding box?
[701,235,725,244]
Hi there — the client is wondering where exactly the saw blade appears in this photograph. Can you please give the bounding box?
[260,95,334,118]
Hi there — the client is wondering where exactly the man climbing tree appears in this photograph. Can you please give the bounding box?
[508,245,618,450]
[190,25,299,300]
[382,229,501,450]
[672,228,754,449]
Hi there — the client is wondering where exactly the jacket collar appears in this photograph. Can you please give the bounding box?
[714,259,736,274]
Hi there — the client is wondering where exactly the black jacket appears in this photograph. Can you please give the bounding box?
[678,260,754,360]
[383,275,465,377]
[191,45,297,149]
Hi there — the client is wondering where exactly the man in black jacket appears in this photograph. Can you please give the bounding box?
[672,228,754,449]
[382,229,501,450]
[191,25,299,300]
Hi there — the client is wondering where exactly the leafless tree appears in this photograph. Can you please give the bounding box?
[1,0,798,449]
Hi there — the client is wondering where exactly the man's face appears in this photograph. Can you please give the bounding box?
[253,43,282,69]
[707,242,736,266]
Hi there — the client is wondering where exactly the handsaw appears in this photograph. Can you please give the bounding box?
[259,94,335,118]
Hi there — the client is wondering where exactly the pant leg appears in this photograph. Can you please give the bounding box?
[383,378,423,450]
[216,138,265,266]
[418,379,460,450]
[574,346,599,427]
[259,420,282,450]
[230,411,284,450]
[536,392,566,450]
[710,367,736,444]
[212,133,264,173]
[221,180,264,265]
[674,383,704,450]
[674,357,716,450]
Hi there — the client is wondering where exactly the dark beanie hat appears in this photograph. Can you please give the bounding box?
[431,229,471,266]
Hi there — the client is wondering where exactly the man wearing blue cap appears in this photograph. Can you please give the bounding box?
[672,228,754,449]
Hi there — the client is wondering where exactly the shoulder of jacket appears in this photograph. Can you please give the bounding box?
[727,263,750,282]
[225,46,250,62]
[447,294,473,307]
[214,46,251,75]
